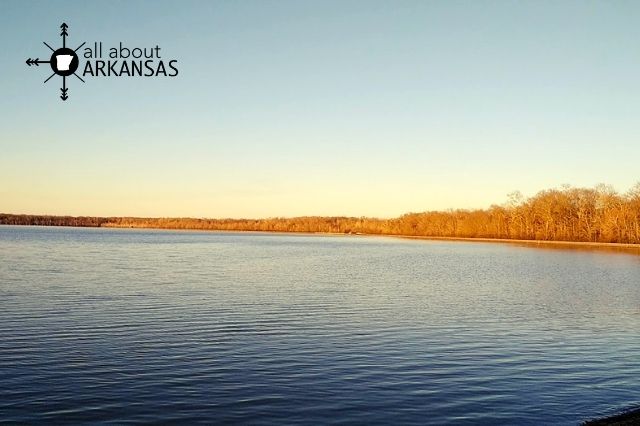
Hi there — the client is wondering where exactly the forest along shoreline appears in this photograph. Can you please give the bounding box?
[2,218,640,256]
[2,183,640,249]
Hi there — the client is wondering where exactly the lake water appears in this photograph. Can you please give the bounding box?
[1,226,639,424]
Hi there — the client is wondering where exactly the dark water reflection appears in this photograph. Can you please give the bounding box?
[1,226,639,424]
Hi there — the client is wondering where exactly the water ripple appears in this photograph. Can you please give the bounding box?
[1,226,639,424]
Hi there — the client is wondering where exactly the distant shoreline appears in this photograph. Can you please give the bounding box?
[394,234,640,250]
[3,183,640,247]
[2,222,640,254]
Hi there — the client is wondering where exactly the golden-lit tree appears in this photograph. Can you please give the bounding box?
[2,183,640,244]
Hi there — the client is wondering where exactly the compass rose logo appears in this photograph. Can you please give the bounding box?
[25,23,86,101]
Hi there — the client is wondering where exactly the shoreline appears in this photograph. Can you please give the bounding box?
[3,223,640,254]
[392,234,640,250]
[584,407,640,425]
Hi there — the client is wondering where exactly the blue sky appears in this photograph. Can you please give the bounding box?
[1,0,639,218]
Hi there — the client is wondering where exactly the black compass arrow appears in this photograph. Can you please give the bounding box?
[60,76,68,101]
[26,58,50,66]
[60,23,68,48]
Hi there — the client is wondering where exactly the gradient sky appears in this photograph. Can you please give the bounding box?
[1,0,639,218]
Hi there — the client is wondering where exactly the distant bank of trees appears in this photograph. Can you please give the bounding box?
[0,214,109,228]
[2,183,640,244]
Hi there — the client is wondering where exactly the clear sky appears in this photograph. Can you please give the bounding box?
[1,0,639,218]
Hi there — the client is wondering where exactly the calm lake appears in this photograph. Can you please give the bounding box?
[1,226,639,424]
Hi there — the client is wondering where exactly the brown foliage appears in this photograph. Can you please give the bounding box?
[2,183,640,244]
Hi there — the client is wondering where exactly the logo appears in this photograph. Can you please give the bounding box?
[26,23,84,101]
[26,23,179,102]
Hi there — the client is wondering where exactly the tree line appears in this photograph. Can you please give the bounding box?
[2,183,640,244]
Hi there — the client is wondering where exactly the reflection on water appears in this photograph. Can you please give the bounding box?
[1,226,639,424]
